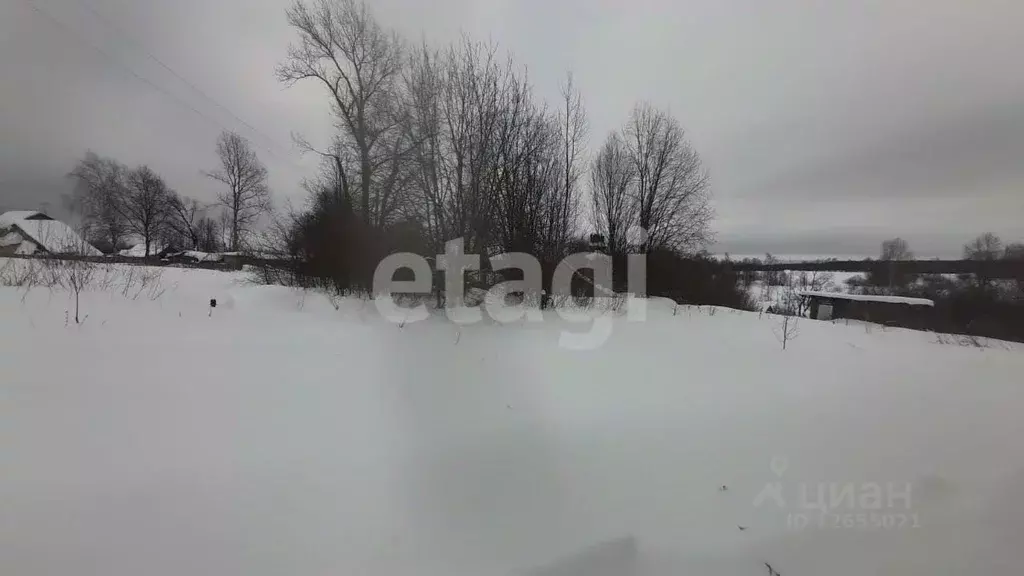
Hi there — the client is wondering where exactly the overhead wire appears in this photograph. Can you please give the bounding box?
[21,0,309,171]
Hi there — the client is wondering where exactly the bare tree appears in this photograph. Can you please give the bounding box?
[774,315,799,350]
[278,0,406,228]
[590,133,636,255]
[62,258,95,325]
[294,134,352,206]
[205,131,271,251]
[402,38,513,254]
[786,270,835,316]
[67,152,128,252]
[38,237,98,325]
[964,232,1004,260]
[166,192,206,250]
[623,102,712,253]
[549,72,587,259]
[876,237,915,288]
[880,237,913,260]
[195,215,223,253]
[123,165,172,257]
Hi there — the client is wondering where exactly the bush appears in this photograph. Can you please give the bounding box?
[274,189,431,295]
[888,275,1024,343]
[644,249,757,311]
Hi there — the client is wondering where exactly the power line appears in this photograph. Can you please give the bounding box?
[21,0,305,170]
[75,0,293,159]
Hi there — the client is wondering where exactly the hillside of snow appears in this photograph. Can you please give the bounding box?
[2,259,1023,576]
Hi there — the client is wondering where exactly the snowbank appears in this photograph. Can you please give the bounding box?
[1,263,1023,576]
[118,243,165,258]
[181,250,224,262]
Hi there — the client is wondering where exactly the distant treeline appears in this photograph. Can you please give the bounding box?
[729,259,1024,280]
[2,252,286,272]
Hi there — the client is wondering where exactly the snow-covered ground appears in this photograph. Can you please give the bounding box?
[117,242,166,258]
[2,259,1023,575]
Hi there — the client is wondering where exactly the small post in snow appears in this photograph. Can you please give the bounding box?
[209,298,217,317]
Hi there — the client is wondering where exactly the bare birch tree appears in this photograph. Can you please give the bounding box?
[590,133,635,256]
[205,131,271,251]
[548,72,587,258]
[623,103,712,253]
[402,39,507,254]
[278,0,407,228]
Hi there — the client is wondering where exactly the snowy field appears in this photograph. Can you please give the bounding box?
[2,259,1024,575]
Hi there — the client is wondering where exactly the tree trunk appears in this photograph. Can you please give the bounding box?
[361,154,371,226]
[232,205,240,252]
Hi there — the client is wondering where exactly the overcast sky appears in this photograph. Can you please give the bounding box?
[2,0,1022,257]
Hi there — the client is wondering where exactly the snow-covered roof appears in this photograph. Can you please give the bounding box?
[797,290,934,307]
[0,210,47,228]
[0,211,101,256]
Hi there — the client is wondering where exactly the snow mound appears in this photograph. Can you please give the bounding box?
[118,243,166,258]
[182,250,223,262]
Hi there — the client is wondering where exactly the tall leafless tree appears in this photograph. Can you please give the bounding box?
[623,103,712,253]
[123,165,172,257]
[402,39,509,254]
[195,215,223,253]
[166,192,206,250]
[880,237,913,260]
[964,232,1003,260]
[877,237,915,288]
[278,0,407,228]
[67,152,129,252]
[590,133,635,256]
[549,72,587,259]
[205,131,271,251]
[491,66,552,255]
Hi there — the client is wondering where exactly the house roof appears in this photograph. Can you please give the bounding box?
[797,290,934,307]
[0,210,50,228]
[0,211,101,256]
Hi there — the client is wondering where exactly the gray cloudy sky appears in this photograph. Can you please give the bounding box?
[1,0,1022,257]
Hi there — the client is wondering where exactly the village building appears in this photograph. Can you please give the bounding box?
[0,211,102,256]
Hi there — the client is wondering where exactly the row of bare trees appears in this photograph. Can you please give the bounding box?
[68,131,270,255]
[275,0,712,290]
[69,153,198,255]
[881,234,1023,263]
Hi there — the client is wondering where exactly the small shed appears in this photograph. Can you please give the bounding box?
[798,290,934,327]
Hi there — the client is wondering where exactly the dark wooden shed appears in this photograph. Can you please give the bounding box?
[798,290,935,329]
